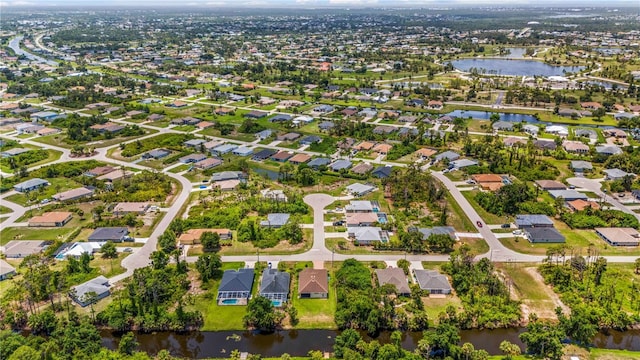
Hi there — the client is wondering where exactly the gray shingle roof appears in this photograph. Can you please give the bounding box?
[260,269,291,294]
[414,270,452,292]
[88,227,129,241]
[219,269,255,292]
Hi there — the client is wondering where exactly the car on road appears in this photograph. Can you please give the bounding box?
[476,221,483,228]
[40,199,51,204]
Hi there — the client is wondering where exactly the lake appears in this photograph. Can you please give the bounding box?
[451,59,584,77]
[446,110,539,123]
[100,328,640,358]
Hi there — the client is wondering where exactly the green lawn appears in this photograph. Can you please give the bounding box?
[4,177,84,206]
[0,205,13,214]
[422,296,463,324]
[168,164,191,173]
[445,192,476,232]
[461,191,505,225]
[289,261,338,330]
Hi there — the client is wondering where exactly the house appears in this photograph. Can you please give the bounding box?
[471,174,504,191]
[523,124,539,136]
[30,111,60,122]
[603,168,634,181]
[194,158,223,170]
[545,125,569,137]
[373,125,396,135]
[2,240,47,258]
[37,127,61,136]
[113,202,150,215]
[525,227,565,243]
[312,105,334,113]
[178,228,233,245]
[98,170,133,182]
[52,187,94,202]
[142,149,171,159]
[372,143,393,155]
[318,121,335,131]
[212,143,238,155]
[213,179,241,191]
[346,183,376,196]
[330,159,352,171]
[259,269,291,306]
[351,162,373,175]
[214,107,234,115]
[574,129,597,140]
[211,171,244,182]
[595,145,623,156]
[271,151,294,162]
[300,135,322,145]
[595,228,640,247]
[308,157,331,169]
[89,123,124,134]
[184,139,207,148]
[245,110,268,119]
[570,160,593,172]
[289,153,311,165]
[217,269,255,305]
[603,129,627,138]
[428,100,444,110]
[13,178,49,192]
[581,101,602,110]
[0,260,16,281]
[548,190,588,201]
[567,199,600,212]
[535,180,567,191]
[346,212,379,227]
[252,149,278,161]
[277,132,301,142]
[416,226,456,240]
[563,141,590,153]
[1,148,31,158]
[261,189,288,202]
[449,159,479,169]
[434,151,460,162]
[515,214,554,229]
[348,226,389,245]
[298,268,328,298]
[354,141,375,151]
[255,129,273,140]
[88,227,130,242]
[232,147,254,157]
[168,100,188,108]
[71,276,110,307]
[260,213,290,228]
[413,270,452,295]
[372,166,392,179]
[398,115,418,123]
[492,121,513,131]
[346,200,376,213]
[375,268,410,296]
[85,166,115,177]
[415,148,437,159]
[179,153,207,164]
[533,140,557,150]
[57,241,102,259]
[269,114,292,123]
[28,212,73,227]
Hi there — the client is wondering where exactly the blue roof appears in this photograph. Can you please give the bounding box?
[330,159,352,171]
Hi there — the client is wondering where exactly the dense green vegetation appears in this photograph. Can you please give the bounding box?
[441,246,521,329]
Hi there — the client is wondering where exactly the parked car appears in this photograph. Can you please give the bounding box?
[501,223,511,229]
[333,220,345,226]
[123,248,133,253]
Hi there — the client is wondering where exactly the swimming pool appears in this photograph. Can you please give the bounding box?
[221,299,238,305]
[271,301,282,307]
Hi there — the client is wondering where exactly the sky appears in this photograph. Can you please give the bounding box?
[1,0,639,7]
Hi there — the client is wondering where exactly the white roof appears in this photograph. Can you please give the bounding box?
[61,242,103,258]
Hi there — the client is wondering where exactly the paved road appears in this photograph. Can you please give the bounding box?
[567,177,640,220]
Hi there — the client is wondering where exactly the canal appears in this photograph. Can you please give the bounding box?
[100,328,640,358]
